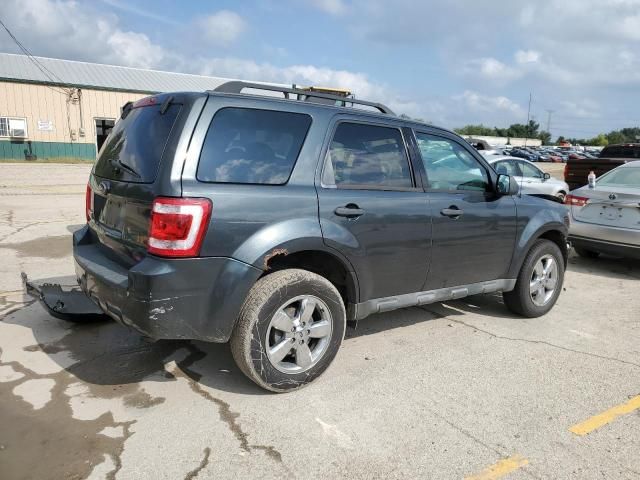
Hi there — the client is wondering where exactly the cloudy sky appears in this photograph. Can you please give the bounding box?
[1,0,639,138]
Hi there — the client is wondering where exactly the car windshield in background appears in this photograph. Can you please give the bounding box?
[597,167,640,187]
[197,108,312,185]
[94,103,181,183]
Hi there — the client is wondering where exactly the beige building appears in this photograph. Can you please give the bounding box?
[0,53,229,161]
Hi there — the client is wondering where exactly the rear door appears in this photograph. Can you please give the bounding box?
[317,119,431,302]
[412,131,517,290]
[89,96,186,264]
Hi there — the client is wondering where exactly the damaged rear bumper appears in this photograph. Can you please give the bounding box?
[72,226,262,342]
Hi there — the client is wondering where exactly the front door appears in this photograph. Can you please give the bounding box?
[413,131,517,290]
[317,120,431,302]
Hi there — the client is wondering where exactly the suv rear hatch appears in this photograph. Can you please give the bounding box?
[88,94,187,264]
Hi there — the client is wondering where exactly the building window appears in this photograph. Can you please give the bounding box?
[0,117,28,138]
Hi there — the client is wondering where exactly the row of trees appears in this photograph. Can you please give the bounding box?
[558,128,640,147]
[454,120,552,145]
[455,122,640,147]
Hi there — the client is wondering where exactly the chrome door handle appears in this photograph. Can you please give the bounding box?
[334,205,365,218]
[440,207,463,218]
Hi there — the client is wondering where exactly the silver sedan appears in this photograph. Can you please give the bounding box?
[486,155,570,202]
[567,161,640,259]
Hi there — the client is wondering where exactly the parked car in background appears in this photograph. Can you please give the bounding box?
[488,156,569,202]
[510,149,538,162]
[564,143,640,190]
[567,161,640,259]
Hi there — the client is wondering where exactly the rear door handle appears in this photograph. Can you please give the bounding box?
[440,207,463,218]
[335,204,365,218]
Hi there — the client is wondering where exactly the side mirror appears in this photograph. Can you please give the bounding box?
[496,174,519,196]
[543,172,551,181]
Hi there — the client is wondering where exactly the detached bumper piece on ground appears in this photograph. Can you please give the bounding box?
[21,272,108,323]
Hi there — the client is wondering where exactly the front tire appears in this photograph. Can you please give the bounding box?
[503,239,565,317]
[230,269,346,393]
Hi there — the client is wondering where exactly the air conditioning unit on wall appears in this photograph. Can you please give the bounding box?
[9,118,27,138]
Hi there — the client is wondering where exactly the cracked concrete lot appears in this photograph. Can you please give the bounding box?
[1,163,639,479]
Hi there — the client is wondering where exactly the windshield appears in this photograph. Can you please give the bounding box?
[597,167,640,187]
[94,103,181,183]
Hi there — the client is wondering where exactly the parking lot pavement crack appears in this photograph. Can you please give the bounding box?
[169,364,284,464]
[420,307,640,370]
[184,447,211,480]
[428,409,542,480]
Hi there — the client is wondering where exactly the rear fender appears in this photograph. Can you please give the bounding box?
[232,218,358,280]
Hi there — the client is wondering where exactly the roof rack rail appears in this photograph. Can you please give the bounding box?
[211,81,395,115]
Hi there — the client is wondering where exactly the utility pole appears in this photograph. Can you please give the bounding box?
[525,92,532,146]
[545,109,554,135]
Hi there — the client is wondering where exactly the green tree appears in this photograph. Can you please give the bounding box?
[538,130,552,145]
[606,131,625,144]
[454,124,496,136]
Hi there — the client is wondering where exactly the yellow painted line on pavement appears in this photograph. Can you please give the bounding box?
[465,455,529,480]
[570,395,640,436]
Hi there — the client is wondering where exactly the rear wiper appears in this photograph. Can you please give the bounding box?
[109,158,141,179]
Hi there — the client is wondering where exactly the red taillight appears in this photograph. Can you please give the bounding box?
[147,197,212,257]
[85,183,93,222]
[565,194,589,207]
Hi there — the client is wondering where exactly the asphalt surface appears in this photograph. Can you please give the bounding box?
[1,163,639,480]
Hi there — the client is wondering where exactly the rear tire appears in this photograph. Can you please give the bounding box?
[574,247,600,258]
[555,191,566,203]
[230,269,346,393]
[503,239,565,318]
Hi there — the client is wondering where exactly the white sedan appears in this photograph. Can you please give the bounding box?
[567,161,640,259]
[486,155,570,202]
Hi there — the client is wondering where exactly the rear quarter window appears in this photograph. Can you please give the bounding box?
[197,108,312,185]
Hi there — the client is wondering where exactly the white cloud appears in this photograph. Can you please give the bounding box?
[559,100,600,119]
[515,50,540,64]
[453,91,524,117]
[309,0,348,15]
[463,58,521,84]
[0,0,166,68]
[198,10,247,46]
[106,31,165,68]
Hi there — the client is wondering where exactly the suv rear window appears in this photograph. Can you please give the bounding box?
[197,108,312,185]
[94,103,181,183]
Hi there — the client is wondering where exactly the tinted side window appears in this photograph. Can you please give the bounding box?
[415,133,489,192]
[324,122,413,189]
[197,108,311,185]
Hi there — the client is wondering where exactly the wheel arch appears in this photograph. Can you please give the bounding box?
[262,248,359,313]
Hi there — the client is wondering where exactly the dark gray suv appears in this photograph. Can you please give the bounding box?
[72,82,569,392]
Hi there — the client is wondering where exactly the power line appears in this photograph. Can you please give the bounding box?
[0,16,71,95]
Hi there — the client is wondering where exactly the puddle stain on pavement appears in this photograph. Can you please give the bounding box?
[1,302,285,478]
[0,314,183,480]
[0,234,71,258]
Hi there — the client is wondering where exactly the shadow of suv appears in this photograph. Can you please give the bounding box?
[50,82,570,392]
